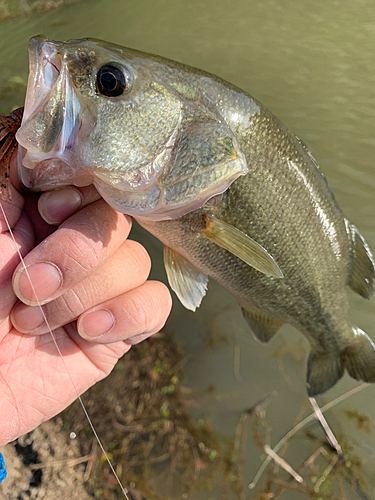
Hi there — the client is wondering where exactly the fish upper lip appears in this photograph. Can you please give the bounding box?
[22,36,64,125]
[43,53,62,74]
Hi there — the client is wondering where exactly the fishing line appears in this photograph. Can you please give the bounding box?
[0,200,131,500]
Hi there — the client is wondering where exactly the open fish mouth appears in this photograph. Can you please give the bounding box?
[16,36,95,190]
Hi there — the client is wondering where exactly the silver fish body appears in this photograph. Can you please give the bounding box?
[16,36,375,395]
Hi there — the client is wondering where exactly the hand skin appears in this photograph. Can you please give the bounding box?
[0,149,172,446]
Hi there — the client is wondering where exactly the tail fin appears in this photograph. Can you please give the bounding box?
[306,352,344,396]
[307,327,375,396]
[341,327,375,382]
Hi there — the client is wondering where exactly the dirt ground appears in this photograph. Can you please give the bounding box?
[0,336,221,500]
[0,421,92,500]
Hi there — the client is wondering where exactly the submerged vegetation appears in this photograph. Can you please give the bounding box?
[48,333,372,500]
[57,334,221,499]
[250,396,371,500]
[0,0,80,22]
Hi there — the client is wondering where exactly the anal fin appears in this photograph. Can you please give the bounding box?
[242,308,284,343]
[347,221,375,299]
[163,246,208,312]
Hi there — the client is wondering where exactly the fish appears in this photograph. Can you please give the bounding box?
[8,35,375,396]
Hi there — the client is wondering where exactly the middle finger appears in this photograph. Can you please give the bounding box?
[11,238,151,334]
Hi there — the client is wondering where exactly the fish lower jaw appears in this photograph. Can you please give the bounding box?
[17,153,94,191]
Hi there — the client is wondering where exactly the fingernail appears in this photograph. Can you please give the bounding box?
[38,188,82,225]
[11,302,44,332]
[14,262,62,305]
[78,309,114,340]
[126,332,154,345]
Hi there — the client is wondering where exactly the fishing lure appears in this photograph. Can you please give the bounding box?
[0,107,23,201]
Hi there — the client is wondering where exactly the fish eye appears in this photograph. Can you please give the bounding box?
[96,62,131,97]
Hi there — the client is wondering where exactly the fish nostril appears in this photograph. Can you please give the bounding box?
[77,49,87,59]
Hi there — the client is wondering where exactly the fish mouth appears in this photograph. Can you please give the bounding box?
[16,36,94,190]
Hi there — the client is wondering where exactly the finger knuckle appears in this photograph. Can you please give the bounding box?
[156,283,172,326]
[141,283,172,333]
[62,231,101,272]
[127,293,152,333]
[126,240,151,277]
[56,287,88,317]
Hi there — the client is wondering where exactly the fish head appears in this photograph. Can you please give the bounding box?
[17,36,248,219]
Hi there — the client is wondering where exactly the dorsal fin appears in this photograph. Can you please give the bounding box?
[242,307,284,343]
[346,221,375,299]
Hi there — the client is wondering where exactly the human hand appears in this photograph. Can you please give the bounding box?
[0,149,172,446]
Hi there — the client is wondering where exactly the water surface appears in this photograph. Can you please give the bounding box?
[0,1,375,498]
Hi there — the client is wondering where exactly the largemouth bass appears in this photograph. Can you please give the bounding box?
[10,36,375,396]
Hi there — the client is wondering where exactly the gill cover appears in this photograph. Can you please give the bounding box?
[16,36,248,220]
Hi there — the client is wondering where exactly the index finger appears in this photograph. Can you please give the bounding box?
[12,199,132,306]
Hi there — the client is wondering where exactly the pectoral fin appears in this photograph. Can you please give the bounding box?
[242,308,284,343]
[163,246,208,311]
[201,216,283,279]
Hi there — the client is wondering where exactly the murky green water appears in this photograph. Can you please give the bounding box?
[1,0,375,498]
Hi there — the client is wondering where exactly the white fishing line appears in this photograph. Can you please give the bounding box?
[0,200,130,500]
